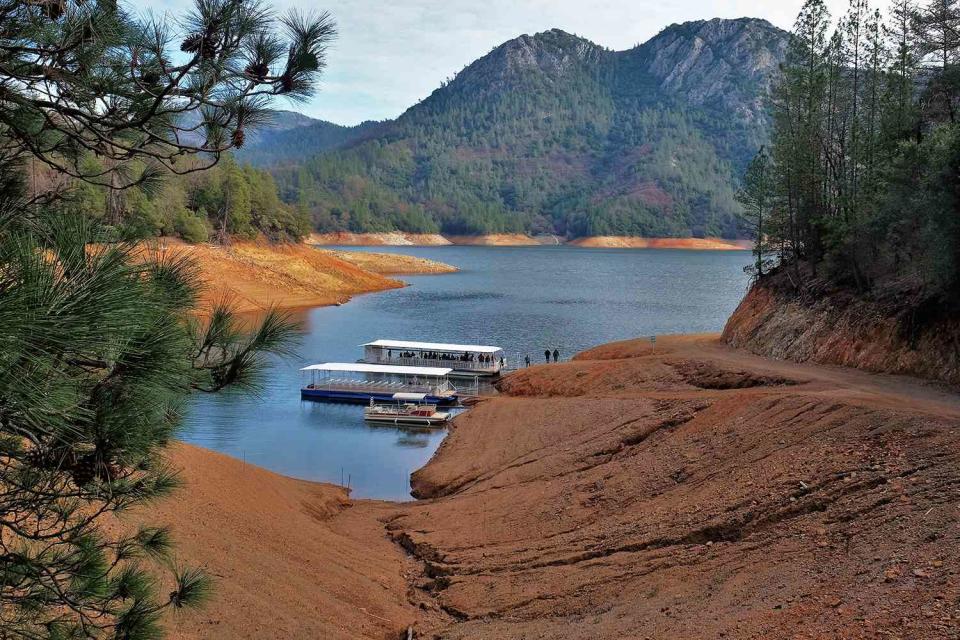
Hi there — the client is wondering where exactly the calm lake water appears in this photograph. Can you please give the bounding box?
[181,245,752,500]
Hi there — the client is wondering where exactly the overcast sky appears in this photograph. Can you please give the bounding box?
[148,0,852,125]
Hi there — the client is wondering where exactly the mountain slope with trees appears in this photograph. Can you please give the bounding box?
[244,19,789,238]
[725,0,960,386]
[236,114,382,166]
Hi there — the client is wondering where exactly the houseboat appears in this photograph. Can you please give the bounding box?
[360,340,505,378]
[300,363,458,405]
[363,393,451,427]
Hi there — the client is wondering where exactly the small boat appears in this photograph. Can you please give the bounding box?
[363,394,451,426]
[300,363,458,405]
[361,339,506,378]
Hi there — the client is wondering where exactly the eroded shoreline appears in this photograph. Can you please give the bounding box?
[307,231,751,250]
[147,238,457,314]
[150,333,960,639]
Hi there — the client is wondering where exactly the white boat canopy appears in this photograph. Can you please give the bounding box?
[392,392,429,401]
[363,340,502,354]
[300,363,453,377]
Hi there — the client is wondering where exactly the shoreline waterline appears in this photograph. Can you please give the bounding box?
[181,245,752,500]
[307,231,752,250]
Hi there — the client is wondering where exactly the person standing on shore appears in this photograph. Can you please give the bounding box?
[553,348,560,363]
[544,349,551,363]
[525,355,531,368]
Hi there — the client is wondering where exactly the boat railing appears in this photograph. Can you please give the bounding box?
[370,356,500,372]
[307,379,451,395]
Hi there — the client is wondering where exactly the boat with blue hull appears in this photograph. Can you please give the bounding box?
[300,363,459,406]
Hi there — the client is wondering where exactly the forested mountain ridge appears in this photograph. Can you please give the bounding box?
[247,18,790,238]
[236,114,382,166]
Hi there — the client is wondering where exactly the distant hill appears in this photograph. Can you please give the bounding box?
[237,114,383,166]
[243,18,788,238]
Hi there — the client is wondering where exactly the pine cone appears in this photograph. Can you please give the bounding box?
[24,447,56,470]
[279,73,295,93]
[244,62,269,81]
[180,33,203,54]
[231,128,245,148]
[41,0,65,20]
[198,36,219,60]
[70,454,97,487]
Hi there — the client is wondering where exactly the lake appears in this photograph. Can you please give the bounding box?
[181,245,753,500]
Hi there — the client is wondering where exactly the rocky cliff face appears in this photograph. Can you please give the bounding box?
[448,29,607,93]
[633,18,787,125]
[723,273,960,387]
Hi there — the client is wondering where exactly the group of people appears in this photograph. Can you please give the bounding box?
[524,348,560,367]
[387,349,504,367]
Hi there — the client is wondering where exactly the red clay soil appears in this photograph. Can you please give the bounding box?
[147,238,406,313]
[386,334,960,638]
[143,336,960,639]
[134,444,435,640]
[569,236,752,249]
[723,278,960,387]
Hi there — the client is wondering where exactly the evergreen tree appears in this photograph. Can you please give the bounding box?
[885,0,919,139]
[914,0,960,121]
[736,148,775,276]
[758,0,960,299]
[0,0,334,636]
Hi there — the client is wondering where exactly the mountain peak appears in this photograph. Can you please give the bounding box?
[491,28,603,69]
[436,27,605,97]
[662,16,777,32]
[632,17,788,116]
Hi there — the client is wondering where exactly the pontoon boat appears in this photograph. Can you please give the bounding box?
[363,393,451,426]
[300,363,458,405]
[361,340,505,377]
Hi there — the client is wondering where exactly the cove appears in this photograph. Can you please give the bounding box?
[181,245,752,500]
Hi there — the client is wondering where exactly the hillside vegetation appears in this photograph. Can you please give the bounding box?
[54,154,311,243]
[242,19,789,239]
[724,0,960,386]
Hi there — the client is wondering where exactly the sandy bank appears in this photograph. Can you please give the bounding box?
[443,233,542,246]
[323,249,458,275]
[569,236,752,250]
[309,231,545,246]
[307,231,451,246]
[148,238,454,313]
[136,444,424,640]
[307,232,750,249]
